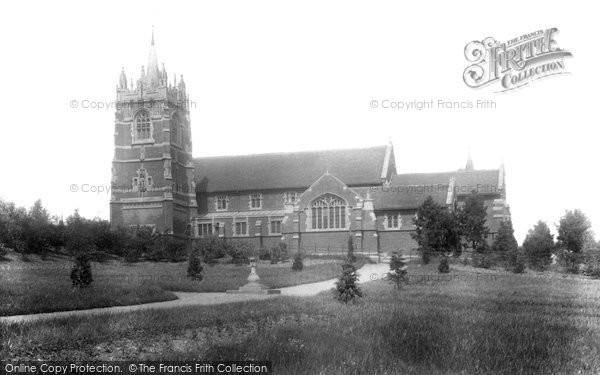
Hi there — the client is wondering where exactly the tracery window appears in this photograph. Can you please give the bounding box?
[310,194,346,230]
[134,110,152,142]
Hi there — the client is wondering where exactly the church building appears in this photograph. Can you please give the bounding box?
[110,34,511,255]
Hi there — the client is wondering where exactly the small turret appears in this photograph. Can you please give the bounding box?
[119,67,127,89]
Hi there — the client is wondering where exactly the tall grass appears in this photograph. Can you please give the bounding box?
[0,252,354,316]
[3,263,600,373]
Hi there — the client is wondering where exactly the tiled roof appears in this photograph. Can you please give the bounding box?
[372,169,501,210]
[392,169,500,196]
[194,145,390,193]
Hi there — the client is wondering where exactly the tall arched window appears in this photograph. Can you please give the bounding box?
[134,110,152,142]
[311,194,346,230]
[170,113,180,144]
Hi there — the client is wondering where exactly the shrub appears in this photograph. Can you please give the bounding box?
[123,227,154,262]
[71,254,93,288]
[258,246,271,261]
[557,249,583,274]
[270,242,288,264]
[292,252,304,271]
[196,235,228,261]
[334,260,362,303]
[472,252,492,269]
[148,235,188,262]
[507,249,526,274]
[187,249,203,281]
[229,241,253,265]
[0,244,7,258]
[583,254,600,279]
[388,252,408,289]
[438,256,450,273]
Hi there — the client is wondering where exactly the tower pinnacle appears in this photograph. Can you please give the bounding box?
[465,148,474,171]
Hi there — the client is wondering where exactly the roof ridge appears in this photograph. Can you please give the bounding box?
[193,144,387,160]
[395,169,499,176]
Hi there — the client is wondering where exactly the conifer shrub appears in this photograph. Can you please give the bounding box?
[334,260,362,303]
[292,252,304,271]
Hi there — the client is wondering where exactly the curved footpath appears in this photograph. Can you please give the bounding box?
[0,263,389,325]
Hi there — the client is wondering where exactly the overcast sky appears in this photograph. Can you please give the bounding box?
[0,0,598,243]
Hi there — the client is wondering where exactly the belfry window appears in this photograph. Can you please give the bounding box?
[134,110,152,142]
[310,194,346,230]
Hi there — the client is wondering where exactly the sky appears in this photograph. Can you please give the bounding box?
[0,0,598,243]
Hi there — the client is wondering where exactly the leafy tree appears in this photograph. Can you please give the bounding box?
[334,260,362,303]
[292,252,304,271]
[388,252,408,288]
[523,221,555,269]
[457,191,488,249]
[412,196,457,262]
[557,209,592,253]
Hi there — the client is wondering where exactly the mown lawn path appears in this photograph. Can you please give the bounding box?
[0,263,388,324]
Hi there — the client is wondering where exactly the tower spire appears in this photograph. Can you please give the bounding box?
[465,148,474,171]
[146,27,160,88]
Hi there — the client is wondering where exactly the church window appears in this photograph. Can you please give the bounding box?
[234,221,248,236]
[269,219,283,235]
[216,195,229,211]
[134,110,152,142]
[310,194,346,230]
[198,223,213,237]
[384,214,401,229]
[170,113,181,145]
[249,194,262,209]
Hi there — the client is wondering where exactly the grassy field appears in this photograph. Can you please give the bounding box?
[2,261,600,373]
[0,251,358,316]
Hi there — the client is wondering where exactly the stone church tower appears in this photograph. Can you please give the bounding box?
[110,31,197,235]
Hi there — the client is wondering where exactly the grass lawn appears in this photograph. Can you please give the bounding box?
[0,251,361,316]
[2,261,600,373]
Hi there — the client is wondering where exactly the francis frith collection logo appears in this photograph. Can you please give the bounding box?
[463,28,572,92]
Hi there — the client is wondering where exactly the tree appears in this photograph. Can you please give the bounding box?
[388,252,408,288]
[557,210,592,253]
[412,196,457,262]
[457,191,488,250]
[292,252,304,271]
[492,219,518,253]
[347,234,356,263]
[523,221,554,269]
[187,249,203,281]
[334,260,362,303]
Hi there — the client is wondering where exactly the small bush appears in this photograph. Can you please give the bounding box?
[583,255,600,279]
[258,246,271,260]
[187,250,203,281]
[270,242,288,264]
[334,260,362,303]
[438,257,450,273]
[388,252,408,289]
[557,249,583,274]
[229,241,253,265]
[472,253,492,269]
[0,244,7,258]
[292,252,304,271]
[71,254,93,288]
